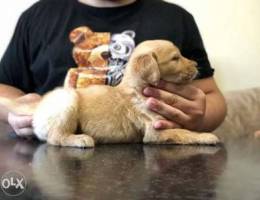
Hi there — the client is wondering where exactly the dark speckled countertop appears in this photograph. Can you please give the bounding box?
[0,122,260,200]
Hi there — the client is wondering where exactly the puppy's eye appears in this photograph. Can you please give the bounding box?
[172,55,180,61]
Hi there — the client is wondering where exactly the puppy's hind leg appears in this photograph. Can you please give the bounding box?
[143,127,220,145]
[33,88,94,148]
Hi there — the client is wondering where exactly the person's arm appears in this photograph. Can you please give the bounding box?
[0,84,25,121]
[143,77,227,132]
[192,77,227,131]
[0,84,41,137]
[0,6,39,136]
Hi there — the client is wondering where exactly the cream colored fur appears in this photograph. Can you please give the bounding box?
[0,40,220,148]
[214,87,260,140]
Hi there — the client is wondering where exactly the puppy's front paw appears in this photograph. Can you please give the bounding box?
[197,133,220,145]
[63,135,95,148]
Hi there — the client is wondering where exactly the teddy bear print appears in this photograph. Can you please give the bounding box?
[64,26,136,88]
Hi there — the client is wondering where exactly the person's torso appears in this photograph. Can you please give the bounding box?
[27,0,190,94]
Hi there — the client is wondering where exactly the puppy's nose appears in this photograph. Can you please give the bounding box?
[186,62,199,80]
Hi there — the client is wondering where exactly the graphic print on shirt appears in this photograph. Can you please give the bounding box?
[64,26,136,88]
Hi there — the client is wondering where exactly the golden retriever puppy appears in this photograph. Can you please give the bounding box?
[0,40,220,148]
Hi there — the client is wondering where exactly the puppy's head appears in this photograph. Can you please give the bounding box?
[128,40,198,86]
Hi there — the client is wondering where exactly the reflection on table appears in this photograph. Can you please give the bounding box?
[0,122,260,200]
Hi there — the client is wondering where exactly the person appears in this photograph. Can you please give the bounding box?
[0,0,227,137]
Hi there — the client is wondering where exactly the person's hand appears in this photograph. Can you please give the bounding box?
[8,113,34,137]
[254,130,260,139]
[143,80,206,131]
[7,93,41,137]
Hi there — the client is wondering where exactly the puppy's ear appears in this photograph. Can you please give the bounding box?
[69,26,93,45]
[133,52,160,86]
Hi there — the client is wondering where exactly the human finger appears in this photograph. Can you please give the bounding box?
[153,119,182,130]
[146,97,190,125]
[156,80,201,100]
[143,87,193,112]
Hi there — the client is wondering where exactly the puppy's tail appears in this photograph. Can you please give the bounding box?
[0,97,37,115]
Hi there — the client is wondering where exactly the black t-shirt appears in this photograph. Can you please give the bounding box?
[0,0,214,94]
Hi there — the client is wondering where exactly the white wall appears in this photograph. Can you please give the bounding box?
[0,0,36,58]
[0,0,260,91]
[167,0,260,91]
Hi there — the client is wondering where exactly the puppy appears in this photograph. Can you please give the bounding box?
[0,40,220,148]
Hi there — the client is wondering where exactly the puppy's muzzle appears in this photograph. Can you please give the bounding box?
[182,61,199,82]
